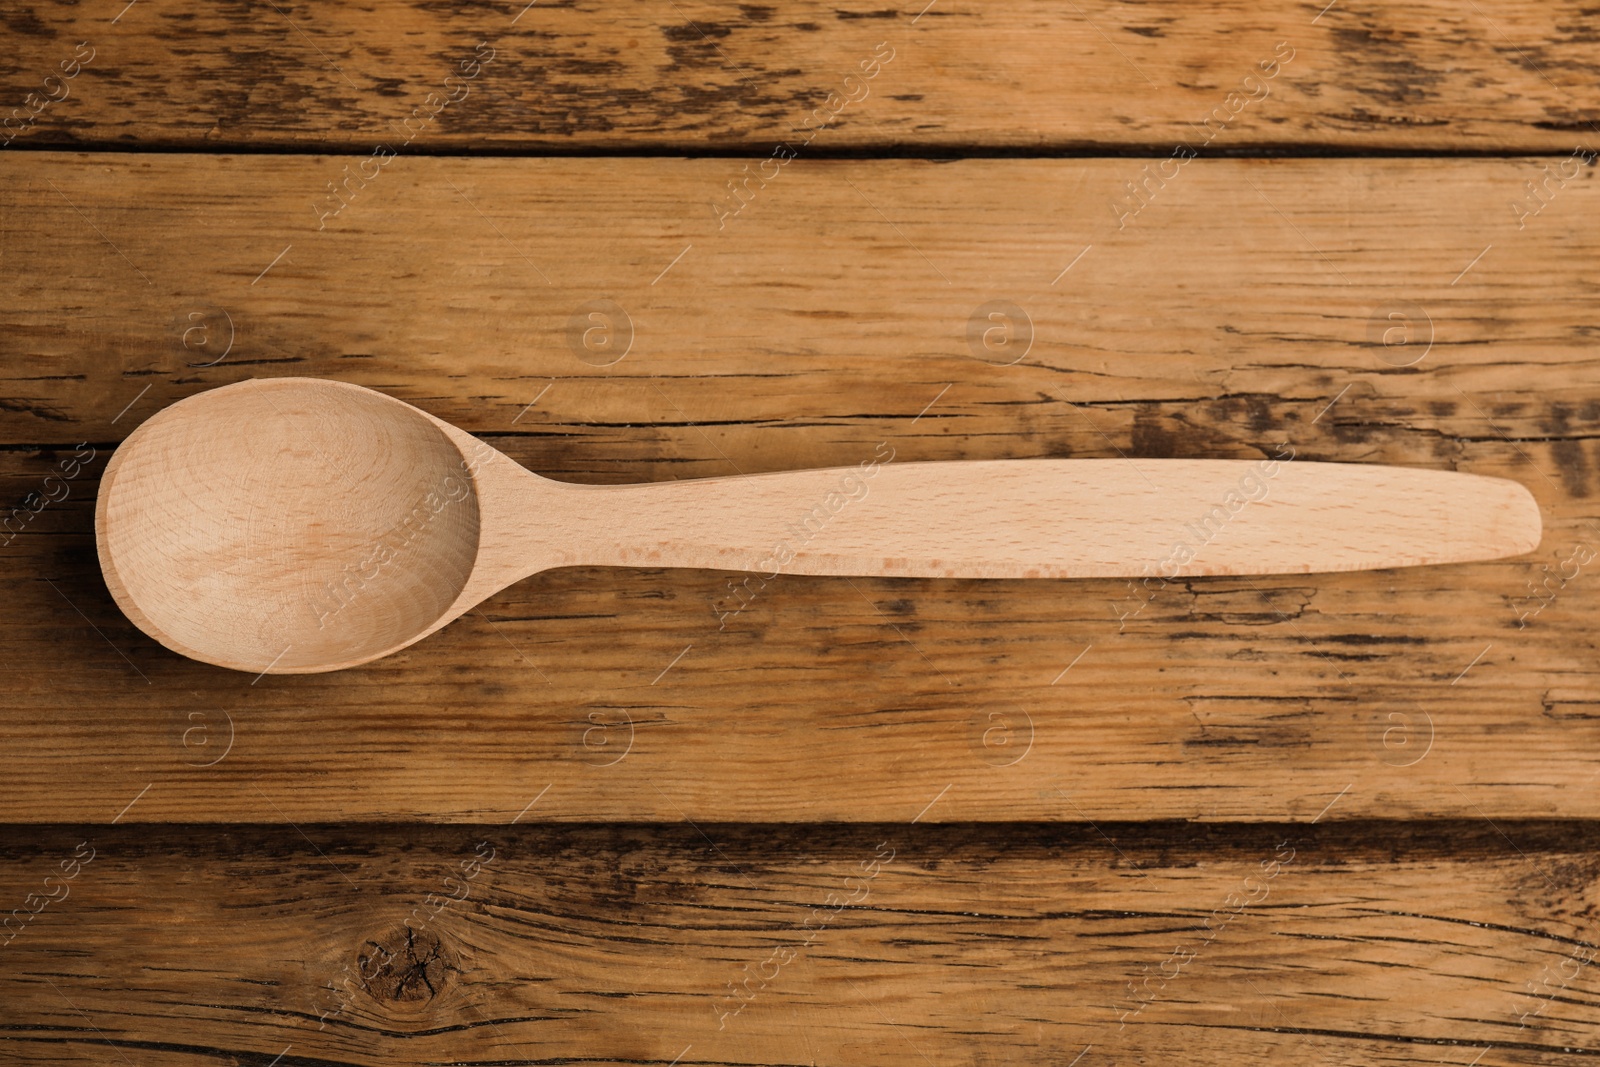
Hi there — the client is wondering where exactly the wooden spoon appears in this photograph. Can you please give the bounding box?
[96,377,1541,674]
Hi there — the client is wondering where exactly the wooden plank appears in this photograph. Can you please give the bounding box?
[3,821,1598,1065]
[1,152,1597,823]
[0,0,1598,152]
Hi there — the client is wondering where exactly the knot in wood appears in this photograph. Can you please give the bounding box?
[359,925,455,1004]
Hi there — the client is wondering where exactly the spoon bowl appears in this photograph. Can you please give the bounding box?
[98,377,1542,675]
[98,378,483,673]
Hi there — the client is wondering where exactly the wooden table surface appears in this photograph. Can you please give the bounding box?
[3,2,1598,1064]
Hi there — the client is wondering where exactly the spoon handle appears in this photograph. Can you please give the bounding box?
[546,456,1540,579]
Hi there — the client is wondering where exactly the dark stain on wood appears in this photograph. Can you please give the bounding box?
[0,7,56,38]
[1550,438,1592,498]
[1131,405,1184,458]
